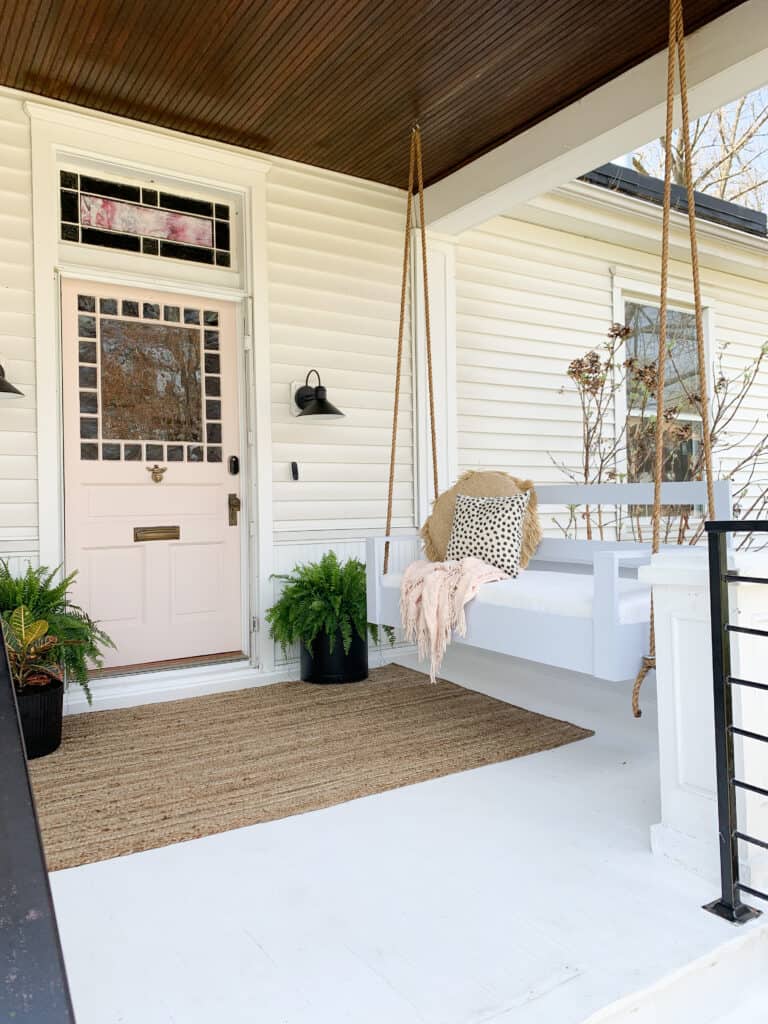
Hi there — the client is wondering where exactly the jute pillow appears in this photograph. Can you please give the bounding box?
[420,470,542,569]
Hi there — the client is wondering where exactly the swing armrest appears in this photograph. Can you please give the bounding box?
[366,534,423,625]
[593,550,650,572]
[592,550,651,625]
[591,550,652,679]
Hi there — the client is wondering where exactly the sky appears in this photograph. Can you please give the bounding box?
[617,86,768,212]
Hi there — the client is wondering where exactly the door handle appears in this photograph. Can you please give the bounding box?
[228,493,241,526]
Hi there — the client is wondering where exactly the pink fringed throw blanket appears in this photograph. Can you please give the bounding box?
[400,558,509,682]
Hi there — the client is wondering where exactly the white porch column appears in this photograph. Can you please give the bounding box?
[641,547,768,893]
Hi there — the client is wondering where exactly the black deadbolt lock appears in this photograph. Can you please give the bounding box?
[228,455,240,475]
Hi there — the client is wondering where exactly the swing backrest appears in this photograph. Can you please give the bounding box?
[531,478,732,568]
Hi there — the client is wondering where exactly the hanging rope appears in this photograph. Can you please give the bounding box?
[415,128,440,504]
[384,126,440,573]
[674,0,715,518]
[631,0,715,717]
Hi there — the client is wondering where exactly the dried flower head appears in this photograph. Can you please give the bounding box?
[567,350,606,396]
[608,322,632,341]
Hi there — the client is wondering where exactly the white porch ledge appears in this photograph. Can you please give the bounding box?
[640,546,768,891]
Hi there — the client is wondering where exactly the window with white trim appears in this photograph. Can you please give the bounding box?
[624,300,702,483]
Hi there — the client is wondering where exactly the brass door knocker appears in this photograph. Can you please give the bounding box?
[147,464,167,483]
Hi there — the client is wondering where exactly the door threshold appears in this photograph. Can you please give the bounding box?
[91,651,247,681]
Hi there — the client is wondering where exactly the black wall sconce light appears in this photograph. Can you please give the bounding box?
[292,369,344,418]
[0,362,23,396]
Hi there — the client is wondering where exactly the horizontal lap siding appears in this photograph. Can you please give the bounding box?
[456,213,768,532]
[0,95,37,565]
[456,218,613,494]
[705,280,768,510]
[0,105,413,569]
[267,167,412,538]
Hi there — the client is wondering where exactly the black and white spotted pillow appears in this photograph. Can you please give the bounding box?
[445,492,530,578]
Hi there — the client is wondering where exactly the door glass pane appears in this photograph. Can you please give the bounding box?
[100,320,202,442]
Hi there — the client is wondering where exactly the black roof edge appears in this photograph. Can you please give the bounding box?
[579,162,767,239]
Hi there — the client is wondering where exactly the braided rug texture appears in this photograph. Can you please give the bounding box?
[30,663,592,870]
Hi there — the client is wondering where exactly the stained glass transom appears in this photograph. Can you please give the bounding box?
[61,172,231,268]
[78,296,223,463]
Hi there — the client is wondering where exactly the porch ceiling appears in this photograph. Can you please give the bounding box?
[0,0,746,188]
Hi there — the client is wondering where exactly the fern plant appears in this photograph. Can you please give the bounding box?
[266,551,394,657]
[0,561,115,703]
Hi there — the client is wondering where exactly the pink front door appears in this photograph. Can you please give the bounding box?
[61,279,244,670]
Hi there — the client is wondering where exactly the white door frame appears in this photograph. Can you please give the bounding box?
[27,101,276,671]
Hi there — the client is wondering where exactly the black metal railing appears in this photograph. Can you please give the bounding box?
[704,519,768,924]
[0,631,77,1021]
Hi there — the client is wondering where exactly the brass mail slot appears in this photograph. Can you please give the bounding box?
[133,525,180,542]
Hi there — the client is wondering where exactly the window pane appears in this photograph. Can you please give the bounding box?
[58,171,231,267]
[625,301,699,414]
[627,415,702,483]
[100,319,202,442]
[624,301,703,486]
[81,195,214,247]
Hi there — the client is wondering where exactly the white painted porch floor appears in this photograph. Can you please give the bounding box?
[50,645,760,1024]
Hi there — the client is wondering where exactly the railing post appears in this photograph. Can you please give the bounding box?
[703,527,762,923]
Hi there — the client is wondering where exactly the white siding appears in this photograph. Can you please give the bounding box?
[0,94,36,566]
[456,219,613,480]
[455,211,768,530]
[0,96,416,572]
[267,164,414,538]
[1,87,765,578]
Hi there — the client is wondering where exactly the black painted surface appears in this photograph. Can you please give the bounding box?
[0,634,77,1021]
[300,629,369,684]
[581,163,768,237]
[15,679,64,760]
[703,520,768,924]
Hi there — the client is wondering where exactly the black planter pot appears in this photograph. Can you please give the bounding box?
[300,628,368,684]
[16,677,64,759]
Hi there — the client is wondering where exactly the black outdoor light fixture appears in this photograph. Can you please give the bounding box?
[0,363,23,396]
[294,369,344,418]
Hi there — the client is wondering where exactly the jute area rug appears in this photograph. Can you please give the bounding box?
[29,663,593,871]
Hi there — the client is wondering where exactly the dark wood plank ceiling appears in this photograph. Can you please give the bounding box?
[0,0,746,188]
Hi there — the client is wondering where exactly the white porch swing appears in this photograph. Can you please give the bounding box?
[366,0,731,705]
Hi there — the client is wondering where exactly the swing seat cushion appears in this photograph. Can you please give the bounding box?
[381,568,650,625]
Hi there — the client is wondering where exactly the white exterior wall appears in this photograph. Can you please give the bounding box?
[0,94,36,572]
[455,186,768,534]
[0,90,417,676]
[0,93,415,576]
[455,218,614,481]
[1,89,766,679]
[267,164,414,539]
[265,163,415,650]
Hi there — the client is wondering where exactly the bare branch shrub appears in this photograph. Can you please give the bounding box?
[551,325,768,548]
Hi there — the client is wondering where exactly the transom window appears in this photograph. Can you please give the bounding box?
[60,171,231,268]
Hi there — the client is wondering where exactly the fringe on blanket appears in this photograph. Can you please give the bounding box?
[400,557,508,682]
